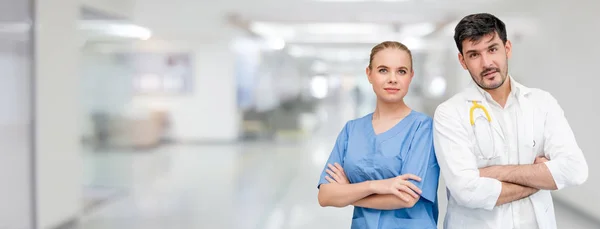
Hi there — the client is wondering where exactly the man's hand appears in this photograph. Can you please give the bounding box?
[325,163,350,184]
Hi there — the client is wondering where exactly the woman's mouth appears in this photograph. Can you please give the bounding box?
[384,88,400,93]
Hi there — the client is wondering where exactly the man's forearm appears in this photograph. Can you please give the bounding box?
[353,194,417,210]
[480,163,558,190]
[496,182,539,206]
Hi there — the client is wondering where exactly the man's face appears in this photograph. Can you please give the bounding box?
[458,32,512,90]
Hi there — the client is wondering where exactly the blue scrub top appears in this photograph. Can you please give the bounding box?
[318,110,440,229]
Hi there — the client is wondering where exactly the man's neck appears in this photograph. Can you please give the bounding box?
[485,77,512,108]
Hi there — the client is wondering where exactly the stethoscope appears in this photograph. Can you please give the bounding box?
[469,100,498,159]
[469,100,491,126]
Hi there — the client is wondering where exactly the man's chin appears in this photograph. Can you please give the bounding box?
[483,83,503,90]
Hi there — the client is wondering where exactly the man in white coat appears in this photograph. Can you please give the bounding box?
[433,13,588,229]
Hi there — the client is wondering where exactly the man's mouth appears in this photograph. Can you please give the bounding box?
[482,70,498,78]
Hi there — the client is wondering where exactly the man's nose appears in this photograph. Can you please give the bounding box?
[480,54,493,67]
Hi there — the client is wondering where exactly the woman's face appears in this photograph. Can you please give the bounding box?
[366,48,414,104]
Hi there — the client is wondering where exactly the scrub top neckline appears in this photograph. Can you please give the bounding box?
[367,110,416,140]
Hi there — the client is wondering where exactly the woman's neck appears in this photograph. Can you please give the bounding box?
[373,100,411,120]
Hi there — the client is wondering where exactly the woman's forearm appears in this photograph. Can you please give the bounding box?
[318,181,374,208]
[353,194,418,210]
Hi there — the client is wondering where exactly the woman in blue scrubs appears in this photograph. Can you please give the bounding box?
[317,41,440,229]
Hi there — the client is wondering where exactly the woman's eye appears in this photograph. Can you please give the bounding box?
[399,70,406,74]
[378,69,387,73]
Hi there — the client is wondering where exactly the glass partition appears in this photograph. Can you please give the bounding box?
[0,0,35,227]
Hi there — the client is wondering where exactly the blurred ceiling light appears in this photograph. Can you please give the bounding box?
[428,76,446,97]
[400,22,436,37]
[288,34,393,44]
[249,22,295,40]
[314,0,368,1]
[266,37,285,50]
[314,0,410,1]
[79,20,152,40]
[311,75,329,99]
[246,21,439,48]
[250,21,394,40]
[300,23,391,35]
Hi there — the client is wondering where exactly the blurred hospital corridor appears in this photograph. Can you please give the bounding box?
[74,96,600,229]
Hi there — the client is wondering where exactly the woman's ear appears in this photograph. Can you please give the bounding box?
[366,66,373,84]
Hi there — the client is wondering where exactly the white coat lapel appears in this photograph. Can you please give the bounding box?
[515,83,535,164]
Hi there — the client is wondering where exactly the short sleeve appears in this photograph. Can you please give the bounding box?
[401,118,440,203]
[317,122,350,189]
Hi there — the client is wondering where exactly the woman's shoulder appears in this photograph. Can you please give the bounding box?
[409,110,433,128]
[342,113,372,131]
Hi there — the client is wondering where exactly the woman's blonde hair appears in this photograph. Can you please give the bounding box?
[368,41,413,70]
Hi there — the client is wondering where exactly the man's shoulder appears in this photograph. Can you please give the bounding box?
[523,88,565,117]
[524,87,554,101]
[435,90,470,113]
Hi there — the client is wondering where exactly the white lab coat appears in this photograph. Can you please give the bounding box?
[433,78,588,229]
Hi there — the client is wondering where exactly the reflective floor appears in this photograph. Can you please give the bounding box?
[77,101,600,229]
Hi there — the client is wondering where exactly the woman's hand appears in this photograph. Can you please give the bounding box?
[369,174,422,202]
[325,163,350,184]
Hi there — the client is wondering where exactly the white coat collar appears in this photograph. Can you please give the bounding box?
[464,75,531,101]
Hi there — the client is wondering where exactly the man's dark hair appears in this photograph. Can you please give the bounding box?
[454,13,507,54]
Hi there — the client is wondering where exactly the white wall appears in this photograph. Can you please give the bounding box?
[510,0,600,220]
[132,41,239,142]
[35,0,82,228]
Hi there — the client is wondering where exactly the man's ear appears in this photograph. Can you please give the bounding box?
[505,40,512,59]
[458,53,467,70]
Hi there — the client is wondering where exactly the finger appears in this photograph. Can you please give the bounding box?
[326,169,341,181]
[403,181,423,195]
[325,176,337,183]
[326,169,336,178]
[328,164,342,176]
[334,163,345,176]
[397,184,420,199]
[392,189,411,202]
[400,174,422,182]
